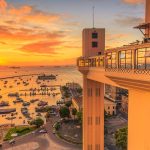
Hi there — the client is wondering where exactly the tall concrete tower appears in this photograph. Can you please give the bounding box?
[82,28,105,57]
[82,28,105,150]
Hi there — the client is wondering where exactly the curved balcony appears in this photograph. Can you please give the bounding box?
[77,43,150,90]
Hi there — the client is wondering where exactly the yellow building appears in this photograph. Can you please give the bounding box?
[104,98,116,115]
[72,96,82,112]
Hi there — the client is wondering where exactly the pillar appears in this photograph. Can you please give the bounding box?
[128,89,150,150]
[83,76,104,150]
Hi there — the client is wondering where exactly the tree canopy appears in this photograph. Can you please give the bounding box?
[115,127,127,150]
[30,118,44,128]
[59,106,70,118]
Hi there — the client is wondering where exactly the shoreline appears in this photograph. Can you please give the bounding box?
[0,73,41,80]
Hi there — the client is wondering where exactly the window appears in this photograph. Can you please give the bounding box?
[96,144,100,150]
[92,32,98,39]
[88,117,92,125]
[98,52,101,55]
[119,50,132,69]
[88,88,92,97]
[96,56,104,67]
[96,116,100,125]
[92,42,98,48]
[136,48,150,69]
[88,145,92,150]
[96,88,100,97]
[105,52,117,68]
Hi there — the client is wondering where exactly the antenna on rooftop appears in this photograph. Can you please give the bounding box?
[92,6,95,28]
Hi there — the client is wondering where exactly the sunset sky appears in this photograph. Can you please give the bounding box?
[0,0,145,66]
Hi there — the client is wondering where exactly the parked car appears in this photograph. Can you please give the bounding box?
[9,139,15,145]
[39,129,47,134]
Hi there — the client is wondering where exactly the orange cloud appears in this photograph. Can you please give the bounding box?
[0,1,80,66]
[8,6,32,15]
[122,0,144,4]
[0,25,65,41]
[20,40,64,54]
[0,0,7,11]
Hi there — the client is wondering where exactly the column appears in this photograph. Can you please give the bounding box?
[128,89,150,150]
[83,77,104,150]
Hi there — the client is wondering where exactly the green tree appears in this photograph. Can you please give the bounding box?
[59,107,70,118]
[77,88,82,95]
[72,108,77,119]
[62,86,71,98]
[54,122,61,131]
[30,118,44,128]
[77,111,82,124]
[45,106,52,112]
[115,127,128,150]
[65,101,72,107]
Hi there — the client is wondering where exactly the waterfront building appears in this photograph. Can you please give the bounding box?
[104,98,116,116]
[72,96,82,112]
[77,0,150,149]
[105,84,128,106]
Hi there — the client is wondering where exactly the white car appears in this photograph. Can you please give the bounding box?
[39,129,47,134]
[9,139,15,145]
[32,131,36,134]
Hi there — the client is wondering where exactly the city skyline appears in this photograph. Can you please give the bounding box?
[0,0,145,66]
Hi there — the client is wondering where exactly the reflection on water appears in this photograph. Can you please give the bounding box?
[0,66,82,125]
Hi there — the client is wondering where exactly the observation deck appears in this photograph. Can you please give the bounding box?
[77,42,150,91]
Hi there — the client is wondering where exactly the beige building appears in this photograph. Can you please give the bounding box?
[120,95,128,114]
[72,96,82,112]
[104,98,116,115]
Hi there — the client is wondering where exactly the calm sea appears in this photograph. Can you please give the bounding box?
[0,66,82,125]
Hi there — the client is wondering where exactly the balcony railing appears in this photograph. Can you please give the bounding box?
[77,45,150,74]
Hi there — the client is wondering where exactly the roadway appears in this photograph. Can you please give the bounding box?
[1,117,82,150]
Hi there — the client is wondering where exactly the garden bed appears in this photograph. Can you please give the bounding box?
[4,126,36,141]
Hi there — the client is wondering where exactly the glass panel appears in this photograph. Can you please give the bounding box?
[138,48,145,58]
[136,48,146,69]
[106,53,111,68]
[92,42,98,48]
[112,52,116,68]
[146,57,150,69]
[92,32,98,39]
[137,57,145,69]
[146,48,150,69]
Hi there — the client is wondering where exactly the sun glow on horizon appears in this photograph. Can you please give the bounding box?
[0,0,144,66]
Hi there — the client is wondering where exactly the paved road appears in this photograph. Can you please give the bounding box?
[105,114,127,150]
[45,116,82,150]
[1,117,82,150]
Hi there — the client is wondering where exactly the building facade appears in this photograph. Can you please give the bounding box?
[72,96,82,112]
[81,28,105,150]
[104,98,116,116]
[77,0,150,150]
